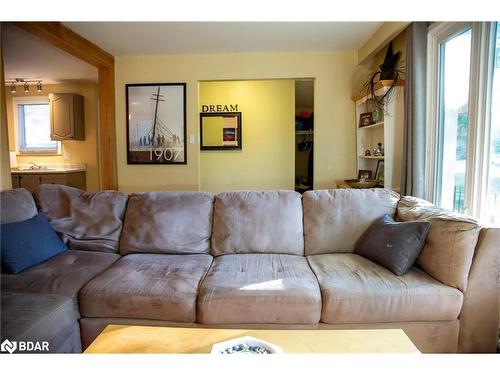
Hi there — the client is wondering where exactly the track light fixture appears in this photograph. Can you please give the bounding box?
[4,78,44,94]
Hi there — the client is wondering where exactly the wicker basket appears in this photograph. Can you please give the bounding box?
[344,179,379,189]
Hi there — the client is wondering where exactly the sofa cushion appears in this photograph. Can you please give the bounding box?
[1,291,81,353]
[307,253,463,324]
[1,212,68,274]
[197,254,321,324]
[354,214,431,276]
[79,253,213,322]
[211,190,304,256]
[119,192,214,255]
[0,188,38,224]
[34,184,128,253]
[1,250,120,314]
[397,196,481,292]
[303,189,400,255]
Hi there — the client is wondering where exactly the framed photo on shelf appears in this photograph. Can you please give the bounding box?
[375,160,385,186]
[359,112,374,128]
[126,83,187,164]
[357,169,373,180]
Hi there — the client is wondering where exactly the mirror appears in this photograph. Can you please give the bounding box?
[200,112,242,150]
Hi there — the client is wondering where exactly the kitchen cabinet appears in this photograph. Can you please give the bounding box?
[11,171,86,193]
[11,174,40,192]
[49,93,85,140]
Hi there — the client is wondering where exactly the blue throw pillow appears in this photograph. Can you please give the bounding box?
[1,212,67,274]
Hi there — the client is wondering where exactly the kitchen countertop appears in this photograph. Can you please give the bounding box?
[11,164,86,174]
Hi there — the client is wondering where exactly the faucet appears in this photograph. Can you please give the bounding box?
[29,162,42,170]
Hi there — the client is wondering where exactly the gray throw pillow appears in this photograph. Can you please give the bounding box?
[354,214,431,276]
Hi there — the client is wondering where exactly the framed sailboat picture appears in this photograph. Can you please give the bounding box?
[126,83,187,164]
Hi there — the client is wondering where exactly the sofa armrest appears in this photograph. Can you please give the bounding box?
[458,227,500,353]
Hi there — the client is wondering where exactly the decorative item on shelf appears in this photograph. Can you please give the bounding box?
[126,83,187,164]
[358,170,373,180]
[375,160,385,187]
[373,142,384,157]
[364,149,371,157]
[361,41,405,114]
[359,112,374,128]
[372,109,384,123]
[344,179,379,189]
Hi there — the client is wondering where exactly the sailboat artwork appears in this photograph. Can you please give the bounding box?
[126,83,187,164]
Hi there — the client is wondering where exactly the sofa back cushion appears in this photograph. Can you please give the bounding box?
[211,190,304,256]
[303,189,400,255]
[0,188,38,224]
[34,184,129,253]
[397,196,481,292]
[119,192,214,255]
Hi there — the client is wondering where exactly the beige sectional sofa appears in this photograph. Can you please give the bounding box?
[1,185,498,353]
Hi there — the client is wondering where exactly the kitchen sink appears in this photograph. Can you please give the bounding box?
[15,167,56,171]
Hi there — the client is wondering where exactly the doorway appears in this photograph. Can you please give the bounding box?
[294,79,314,193]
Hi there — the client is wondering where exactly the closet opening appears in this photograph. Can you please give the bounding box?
[294,79,314,193]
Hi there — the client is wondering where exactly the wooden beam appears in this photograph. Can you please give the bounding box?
[98,65,117,190]
[9,22,118,190]
[13,22,114,67]
[0,24,13,190]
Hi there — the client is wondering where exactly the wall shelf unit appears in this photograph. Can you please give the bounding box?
[357,122,384,131]
[353,81,404,191]
[358,155,384,160]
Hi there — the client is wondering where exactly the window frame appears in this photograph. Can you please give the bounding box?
[13,96,61,155]
[426,22,495,219]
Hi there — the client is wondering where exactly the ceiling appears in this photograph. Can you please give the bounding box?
[2,24,98,84]
[64,22,383,56]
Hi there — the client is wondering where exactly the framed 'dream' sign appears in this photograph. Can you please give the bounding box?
[200,112,242,150]
[126,83,187,164]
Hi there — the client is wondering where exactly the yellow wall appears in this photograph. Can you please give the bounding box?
[6,82,100,191]
[115,51,357,192]
[199,80,295,193]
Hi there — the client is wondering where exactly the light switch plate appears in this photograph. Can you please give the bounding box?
[63,152,71,161]
[189,134,197,144]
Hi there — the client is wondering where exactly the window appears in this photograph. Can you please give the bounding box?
[14,97,59,154]
[427,22,500,225]
[484,22,500,223]
[436,27,472,213]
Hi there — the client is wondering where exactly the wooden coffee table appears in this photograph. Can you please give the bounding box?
[84,325,419,353]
